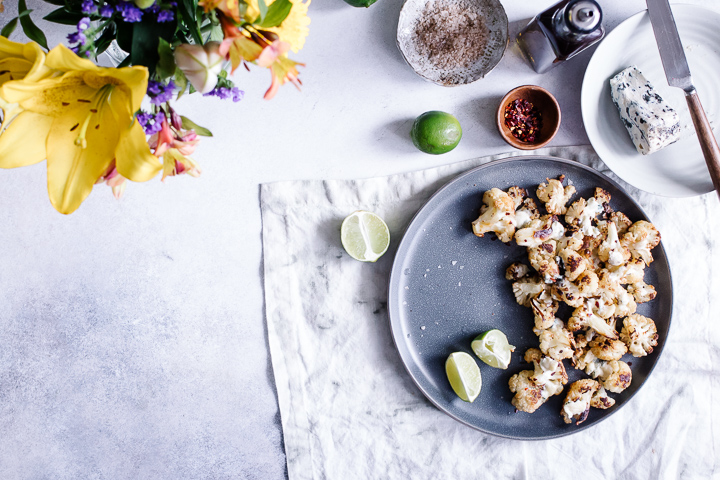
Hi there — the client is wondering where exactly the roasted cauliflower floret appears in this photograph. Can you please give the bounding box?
[561,379,601,425]
[609,211,632,235]
[509,349,568,413]
[589,335,628,361]
[514,197,540,229]
[598,221,630,266]
[565,193,606,237]
[606,257,646,285]
[622,221,661,265]
[557,229,584,252]
[528,241,561,283]
[575,270,599,295]
[506,186,528,209]
[551,278,585,308]
[627,281,657,303]
[559,247,589,282]
[600,360,632,393]
[567,300,618,339]
[620,314,659,357]
[530,292,559,332]
[515,214,564,247]
[512,276,547,307]
[590,386,615,409]
[472,188,516,243]
[536,176,576,215]
[538,319,575,360]
[505,262,530,281]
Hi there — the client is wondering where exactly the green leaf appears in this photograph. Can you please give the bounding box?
[18,0,48,49]
[209,24,224,42]
[1,18,19,38]
[117,56,132,68]
[116,21,134,52]
[177,0,202,44]
[174,68,188,99]
[257,0,268,22]
[156,38,176,80]
[130,17,176,74]
[42,0,67,6]
[18,10,34,18]
[94,23,116,57]
[43,7,85,25]
[180,115,213,137]
[257,0,291,28]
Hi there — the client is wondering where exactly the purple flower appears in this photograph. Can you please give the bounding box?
[99,3,114,17]
[157,10,174,22]
[117,1,143,22]
[67,31,87,45]
[147,79,176,105]
[77,17,91,31]
[203,86,244,102]
[137,111,166,136]
[81,0,97,13]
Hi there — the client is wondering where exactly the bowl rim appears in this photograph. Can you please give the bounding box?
[496,85,561,150]
[395,0,509,87]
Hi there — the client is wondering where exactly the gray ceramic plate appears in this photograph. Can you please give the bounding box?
[388,156,673,440]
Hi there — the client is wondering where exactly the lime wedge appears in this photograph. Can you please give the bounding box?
[340,211,390,262]
[471,329,515,369]
[445,352,482,402]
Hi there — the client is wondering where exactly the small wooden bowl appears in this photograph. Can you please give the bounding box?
[497,85,561,150]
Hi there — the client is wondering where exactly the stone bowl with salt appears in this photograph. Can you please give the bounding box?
[396,0,508,86]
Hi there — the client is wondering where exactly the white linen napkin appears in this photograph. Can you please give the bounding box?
[261,146,719,480]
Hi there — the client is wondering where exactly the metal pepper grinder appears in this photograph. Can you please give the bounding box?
[516,0,605,74]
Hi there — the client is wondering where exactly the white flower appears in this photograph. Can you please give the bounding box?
[174,42,224,94]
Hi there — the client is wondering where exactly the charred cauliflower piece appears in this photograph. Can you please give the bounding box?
[507,186,528,209]
[622,221,661,265]
[472,188,516,243]
[609,211,632,235]
[505,262,530,281]
[530,293,558,332]
[538,319,575,360]
[559,247,589,282]
[515,197,540,229]
[564,191,608,238]
[512,276,547,307]
[627,281,657,303]
[590,386,615,409]
[528,241,561,283]
[509,348,568,413]
[567,300,618,339]
[600,360,632,393]
[536,176,576,215]
[561,379,601,425]
[515,215,564,248]
[620,314,659,357]
[606,258,646,285]
[589,335,628,361]
[598,221,630,266]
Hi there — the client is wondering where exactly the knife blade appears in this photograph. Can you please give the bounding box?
[646,0,720,199]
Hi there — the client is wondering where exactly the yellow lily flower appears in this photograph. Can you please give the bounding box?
[0,45,161,214]
[244,0,311,53]
[0,37,54,133]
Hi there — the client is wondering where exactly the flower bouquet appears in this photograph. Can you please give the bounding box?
[0,0,310,213]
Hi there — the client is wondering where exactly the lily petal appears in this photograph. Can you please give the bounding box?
[45,95,121,214]
[116,119,162,182]
[0,111,52,168]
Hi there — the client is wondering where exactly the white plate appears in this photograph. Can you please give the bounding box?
[581,4,720,197]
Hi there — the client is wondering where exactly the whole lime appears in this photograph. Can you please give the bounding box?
[410,111,462,154]
[342,0,378,7]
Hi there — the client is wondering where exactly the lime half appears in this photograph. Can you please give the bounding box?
[340,211,390,262]
[471,329,515,369]
[445,352,482,402]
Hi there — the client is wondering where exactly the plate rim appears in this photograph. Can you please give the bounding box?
[387,155,674,440]
[580,3,719,198]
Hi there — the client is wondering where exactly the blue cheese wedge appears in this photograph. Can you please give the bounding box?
[609,66,681,155]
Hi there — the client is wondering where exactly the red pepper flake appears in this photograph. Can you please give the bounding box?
[504,99,543,143]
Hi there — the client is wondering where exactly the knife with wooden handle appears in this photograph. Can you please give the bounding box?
[646,0,720,200]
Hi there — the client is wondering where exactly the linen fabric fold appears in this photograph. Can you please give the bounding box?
[261,146,719,480]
